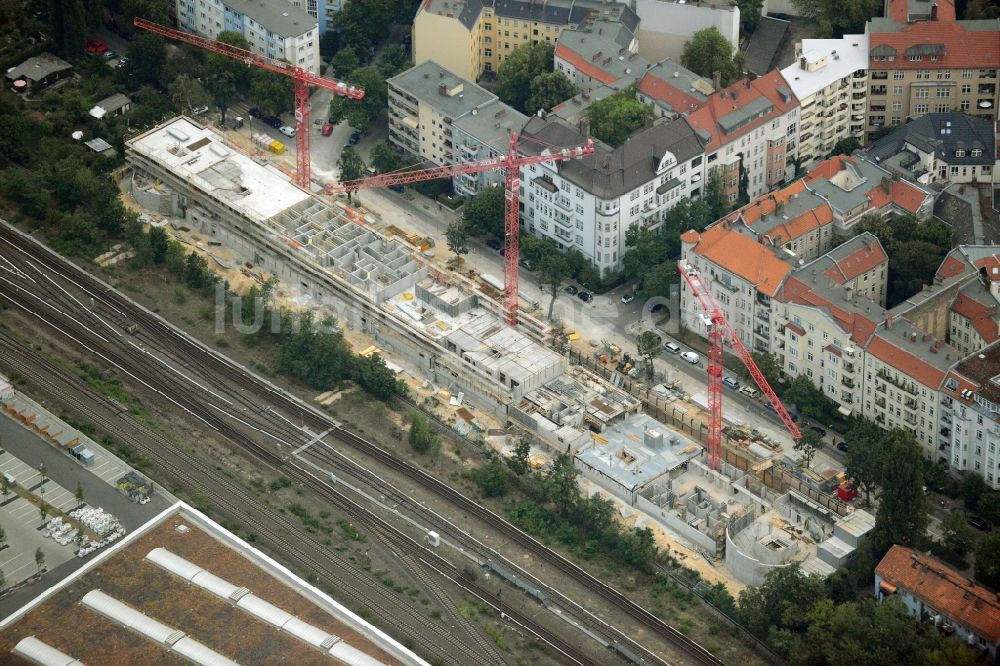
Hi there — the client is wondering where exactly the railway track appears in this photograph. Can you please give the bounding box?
[0,222,728,666]
[0,337,502,666]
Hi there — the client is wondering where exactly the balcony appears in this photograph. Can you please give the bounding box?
[904,396,918,410]
[940,427,952,437]
[871,86,887,95]
[844,362,855,374]
[876,382,886,393]
[875,396,887,408]
[757,309,770,322]
[904,413,918,426]
[871,72,888,80]
[841,377,855,389]
[879,369,920,396]
[875,415,885,425]
[979,84,996,95]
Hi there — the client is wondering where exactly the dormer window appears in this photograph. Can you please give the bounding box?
[972,149,983,157]
[956,149,966,157]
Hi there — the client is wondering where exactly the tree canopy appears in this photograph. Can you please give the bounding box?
[585,86,655,148]
[327,66,387,129]
[681,27,744,88]
[462,186,505,238]
[496,42,574,114]
[790,0,881,37]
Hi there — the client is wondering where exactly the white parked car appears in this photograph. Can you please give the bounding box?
[651,384,671,398]
[191,105,209,116]
[279,125,296,137]
[680,351,700,364]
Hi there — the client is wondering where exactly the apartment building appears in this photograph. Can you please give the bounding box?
[685,70,800,204]
[864,0,999,142]
[943,341,1000,486]
[876,545,1000,659]
[451,100,529,196]
[864,112,998,186]
[520,115,705,273]
[771,269,883,414]
[722,179,836,263]
[387,61,500,166]
[680,223,793,351]
[412,0,639,81]
[804,155,934,231]
[176,0,319,73]
[780,35,868,171]
[632,0,738,63]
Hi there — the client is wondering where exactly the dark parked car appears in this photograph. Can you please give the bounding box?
[263,115,282,128]
[565,285,578,295]
[577,291,592,302]
[388,184,404,193]
[836,441,850,453]
[486,238,502,251]
[249,107,262,118]
[968,516,992,532]
[809,426,827,439]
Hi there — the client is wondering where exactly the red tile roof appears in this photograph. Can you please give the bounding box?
[943,370,978,403]
[680,229,700,244]
[937,254,970,279]
[804,155,848,182]
[688,223,792,296]
[637,72,704,115]
[869,13,999,70]
[685,70,798,151]
[974,255,1000,282]
[951,291,1000,343]
[867,333,947,388]
[824,239,888,284]
[866,179,928,215]
[775,277,879,345]
[876,545,1000,645]
[729,180,808,225]
[554,44,618,86]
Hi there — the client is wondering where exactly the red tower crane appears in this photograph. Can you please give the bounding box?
[678,261,801,470]
[325,132,594,325]
[133,18,365,191]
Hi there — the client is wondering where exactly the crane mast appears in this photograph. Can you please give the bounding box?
[134,18,365,190]
[327,133,594,326]
[678,261,801,470]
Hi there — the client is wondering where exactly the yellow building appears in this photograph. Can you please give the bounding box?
[412,0,639,81]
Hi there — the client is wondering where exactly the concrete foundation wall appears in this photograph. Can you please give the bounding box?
[725,522,796,586]
[635,493,719,554]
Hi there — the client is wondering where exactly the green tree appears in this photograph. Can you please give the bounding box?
[790,0,881,37]
[34,546,44,573]
[445,220,469,261]
[844,419,885,505]
[975,532,1000,589]
[203,32,252,122]
[0,475,9,503]
[830,136,861,157]
[507,436,532,475]
[123,34,167,91]
[39,500,49,527]
[496,42,555,113]
[636,330,661,380]
[377,44,408,78]
[149,226,169,264]
[585,86,655,148]
[369,140,409,174]
[327,66,386,129]
[526,71,576,113]
[75,481,84,504]
[0,524,6,548]
[537,251,569,320]
[337,147,366,183]
[681,27,744,88]
[642,262,677,298]
[250,69,293,117]
[872,429,929,551]
[168,74,210,114]
[546,453,579,515]
[351,353,405,400]
[408,411,440,454]
[203,69,239,124]
[962,473,988,511]
[462,186,505,238]
[794,429,823,470]
[732,0,764,34]
[737,564,827,638]
[330,47,361,79]
[940,512,974,560]
[738,351,782,391]
[965,0,1000,19]
[51,0,86,58]
[472,455,509,498]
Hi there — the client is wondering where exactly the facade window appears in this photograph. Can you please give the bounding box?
[909,55,922,62]
[960,100,970,110]
[915,89,929,98]
[892,102,902,111]
[962,84,972,94]
[936,70,950,79]
[893,71,905,79]
[936,88,950,97]
[914,103,929,113]
[893,85,903,96]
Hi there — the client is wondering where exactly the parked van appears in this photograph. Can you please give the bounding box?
[722,376,740,390]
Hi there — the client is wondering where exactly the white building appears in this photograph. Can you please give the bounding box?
[520,115,706,273]
[780,35,869,171]
[686,70,800,204]
[176,0,320,74]
[633,0,739,64]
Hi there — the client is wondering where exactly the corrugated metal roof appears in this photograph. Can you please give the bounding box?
[172,637,241,666]
[12,636,84,666]
[146,547,202,581]
[236,594,294,627]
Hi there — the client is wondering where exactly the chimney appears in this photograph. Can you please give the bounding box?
[800,56,807,70]
[881,176,892,194]
[931,2,938,19]
[578,117,591,137]
[745,78,751,89]
[911,332,918,343]
[923,333,930,342]
[438,82,447,95]
[886,314,893,328]
[712,70,721,90]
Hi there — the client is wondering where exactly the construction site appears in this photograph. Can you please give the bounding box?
[123,115,861,591]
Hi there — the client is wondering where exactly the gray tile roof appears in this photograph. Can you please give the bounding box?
[389,60,496,118]
[520,114,705,198]
[744,17,790,76]
[226,0,316,37]
[452,99,529,151]
[865,113,996,168]
[4,52,71,82]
